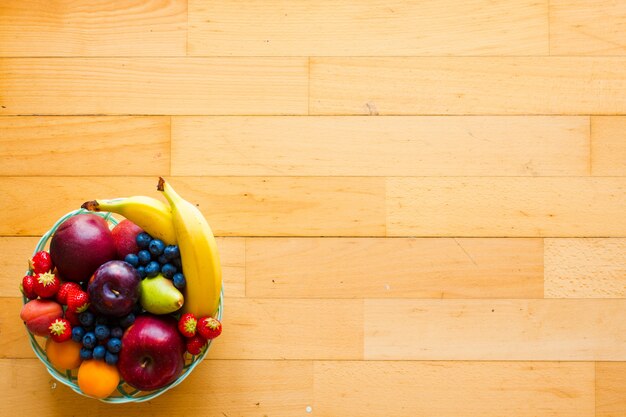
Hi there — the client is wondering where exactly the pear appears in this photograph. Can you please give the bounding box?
[139,274,184,315]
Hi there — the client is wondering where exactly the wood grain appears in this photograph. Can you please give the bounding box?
[0,116,170,176]
[171,116,589,176]
[545,238,626,298]
[211,298,363,360]
[592,116,626,176]
[550,0,626,56]
[314,361,594,417]
[596,362,626,417]
[0,58,308,115]
[0,0,187,57]
[217,237,246,298]
[0,359,313,417]
[246,238,543,298]
[188,0,548,56]
[364,299,626,360]
[0,237,38,297]
[0,177,385,236]
[386,177,626,237]
[309,57,626,115]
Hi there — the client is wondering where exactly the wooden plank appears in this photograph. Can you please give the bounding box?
[364,299,626,360]
[386,177,626,237]
[217,237,246,298]
[210,298,363,360]
[545,239,626,298]
[0,237,38,297]
[0,359,313,416]
[0,58,308,115]
[592,116,626,176]
[0,177,386,237]
[5,297,363,360]
[596,362,626,417]
[188,0,548,56]
[0,0,187,57]
[0,116,170,176]
[171,116,589,176]
[246,238,543,299]
[550,0,626,56]
[309,57,626,115]
[314,361,594,417]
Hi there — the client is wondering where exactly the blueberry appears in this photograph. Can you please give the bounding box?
[173,273,186,289]
[119,313,135,328]
[93,345,106,360]
[136,265,146,278]
[137,250,151,266]
[136,232,152,249]
[124,253,139,267]
[79,347,93,360]
[110,326,124,339]
[78,311,95,327]
[172,257,182,270]
[82,332,96,349]
[148,239,165,256]
[161,263,177,279]
[107,337,122,353]
[145,261,160,278]
[105,351,119,365]
[95,325,110,341]
[157,254,169,265]
[164,245,180,261]
[71,326,85,343]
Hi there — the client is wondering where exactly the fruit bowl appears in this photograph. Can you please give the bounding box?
[23,208,223,403]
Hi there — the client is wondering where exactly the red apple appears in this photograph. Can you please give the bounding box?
[118,315,185,391]
[20,299,63,336]
[111,219,143,260]
[88,261,141,317]
[50,214,116,282]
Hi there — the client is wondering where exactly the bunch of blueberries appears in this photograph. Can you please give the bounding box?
[72,310,136,364]
[124,232,186,289]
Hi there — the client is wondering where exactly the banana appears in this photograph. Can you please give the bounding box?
[157,177,222,317]
[81,196,177,245]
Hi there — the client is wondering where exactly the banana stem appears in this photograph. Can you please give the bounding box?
[157,177,180,207]
[81,200,101,211]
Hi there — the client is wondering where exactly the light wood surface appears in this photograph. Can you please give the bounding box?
[2,1,625,415]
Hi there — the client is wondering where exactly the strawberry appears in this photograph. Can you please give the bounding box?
[66,290,90,313]
[21,275,38,300]
[56,282,82,305]
[29,250,53,274]
[186,334,207,355]
[33,272,60,298]
[49,318,72,342]
[64,309,80,326]
[178,313,197,338]
[197,317,222,340]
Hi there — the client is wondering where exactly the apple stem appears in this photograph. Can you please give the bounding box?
[141,358,151,368]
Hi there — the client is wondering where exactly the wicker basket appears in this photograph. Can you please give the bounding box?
[23,208,223,403]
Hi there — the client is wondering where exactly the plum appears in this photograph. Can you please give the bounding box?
[50,214,116,282]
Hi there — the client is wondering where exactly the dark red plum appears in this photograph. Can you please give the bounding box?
[118,315,185,391]
[88,260,141,317]
[50,214,116,282]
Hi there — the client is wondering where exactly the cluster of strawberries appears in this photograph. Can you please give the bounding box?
[22,250,90,342]
[178,313,222,355]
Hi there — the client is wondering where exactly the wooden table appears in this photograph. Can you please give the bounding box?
[1,1,625,416]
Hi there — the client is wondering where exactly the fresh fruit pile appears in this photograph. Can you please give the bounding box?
[19,178,222,400]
